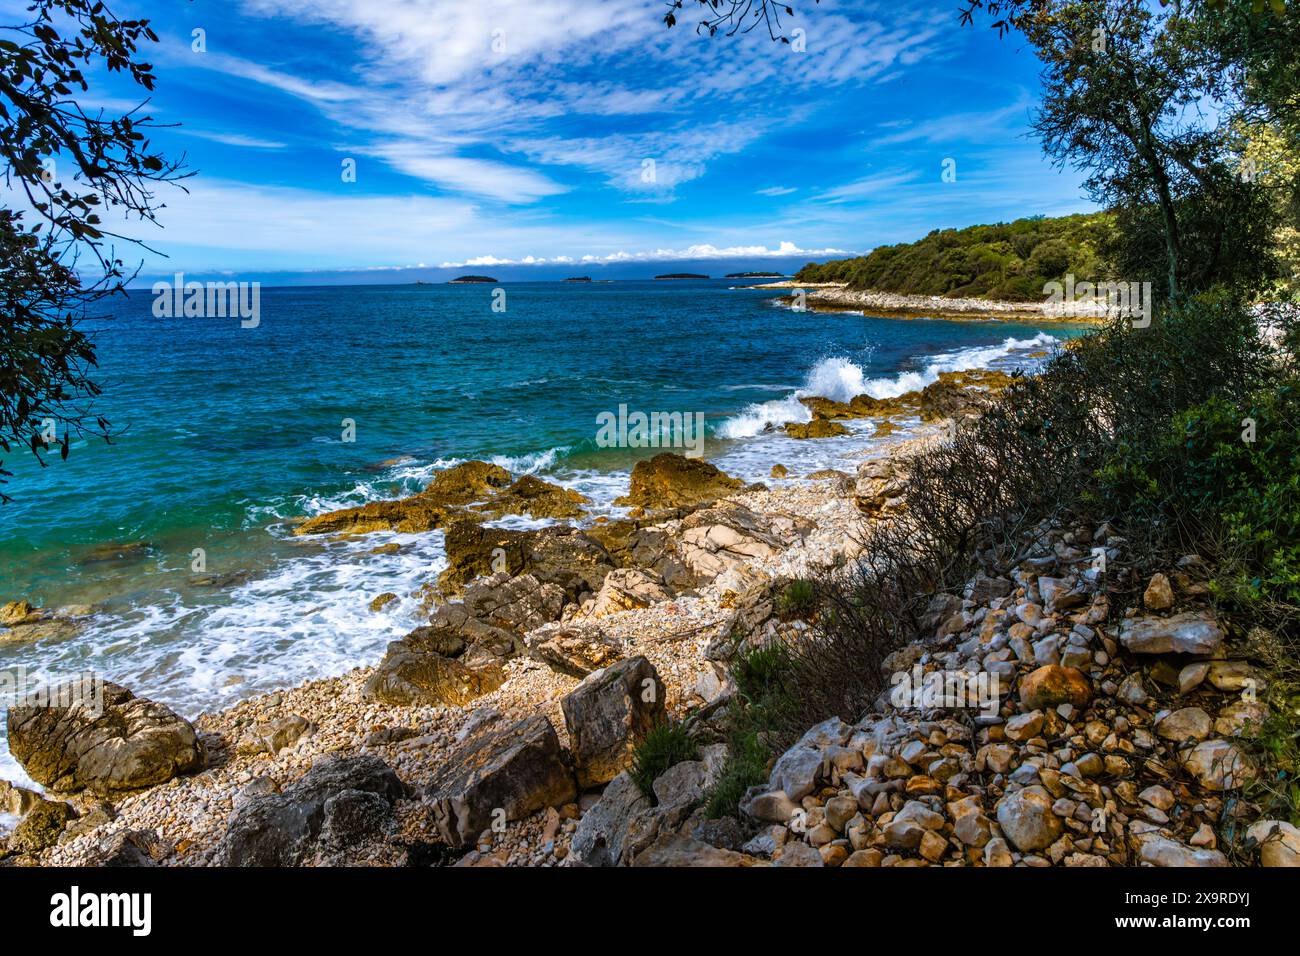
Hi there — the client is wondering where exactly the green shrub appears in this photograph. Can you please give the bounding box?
[731,641,791,706]
[629,720,699,800]
[1093,382,1300,606]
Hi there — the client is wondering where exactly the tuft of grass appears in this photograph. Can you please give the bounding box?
[775,578,818,620]
[703,730,771,819]
[629,720,699,800]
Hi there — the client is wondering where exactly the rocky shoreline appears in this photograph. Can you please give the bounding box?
[746,281,1106,323]
[1,447,904,866]
[2,360,1295,868]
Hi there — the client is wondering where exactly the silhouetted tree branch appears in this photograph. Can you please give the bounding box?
[0,0,189,501]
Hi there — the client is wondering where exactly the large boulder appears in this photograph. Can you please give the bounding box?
[586,521,697,590]
[420,460,513,502]
[995,785,1061,852]
[523,526,619,601]
[614,453,743,510]
[367,568,574,705]
[631,832,757,867]
[0,601,89,644]
[917,370,1012,422]
[1247,820,1300,867]
[677,503,811,583]
[89,829,162,867]
[0,779,43,816]
[568,771,654,866]
[1132,833,1228,867]
[438,522,615,600]
[1119,611,1225,657]
[295,461,512,535]
[784,419,850,439]
[7,679,202,795]
[583,517,644,564]
[800,393,904,422]
[0,599,39,627]
[586,568,674,617]
[1181,738,1255,791]
[1018,665,1091,710]
[461,572,566,634]
[468,475,587,521]
[362,628,505,707]
[9,797,76,855]
[435,521,530,594]
[424,715,576,846]
[562,656,666,789]
[525,621,624,678]
[295,461,564,536]
[917,376,974,422]
[293,495,457,536]
[763,717,850,803]
[569,761,711,867]
[854,457,908,518]
[216,755,406,866]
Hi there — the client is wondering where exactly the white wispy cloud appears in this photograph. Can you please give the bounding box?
[871,95,1035,147]
[179,129,288,149]
[511,121,769,198]
[813,169,923,204]
[240,0,652,87]
[356,145,568,202]
[189,51,361,104]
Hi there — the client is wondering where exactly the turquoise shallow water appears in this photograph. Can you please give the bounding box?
[0,278,1085,788]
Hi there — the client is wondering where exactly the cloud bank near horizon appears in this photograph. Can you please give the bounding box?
[437,241,853,269]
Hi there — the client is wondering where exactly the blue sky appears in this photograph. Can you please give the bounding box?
[37,0,1095,281]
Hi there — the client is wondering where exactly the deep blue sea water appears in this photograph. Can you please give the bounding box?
[0,278,1084,790]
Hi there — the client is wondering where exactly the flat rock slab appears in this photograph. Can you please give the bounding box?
[1119,611,1224,656]
[631,832,758,867]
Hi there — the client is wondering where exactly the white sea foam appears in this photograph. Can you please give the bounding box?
[801,355,873,402]
[716,395,811,439]
[717,333,1058,441]
[720,383,797,392]
[0,524,445,787]
[487,446,570,474]
[715,415,903,486]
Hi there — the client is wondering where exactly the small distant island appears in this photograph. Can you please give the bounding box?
[654,273,709,280]
[448,275,498,284]
[725,271,784,278]
[563,276,592,282]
